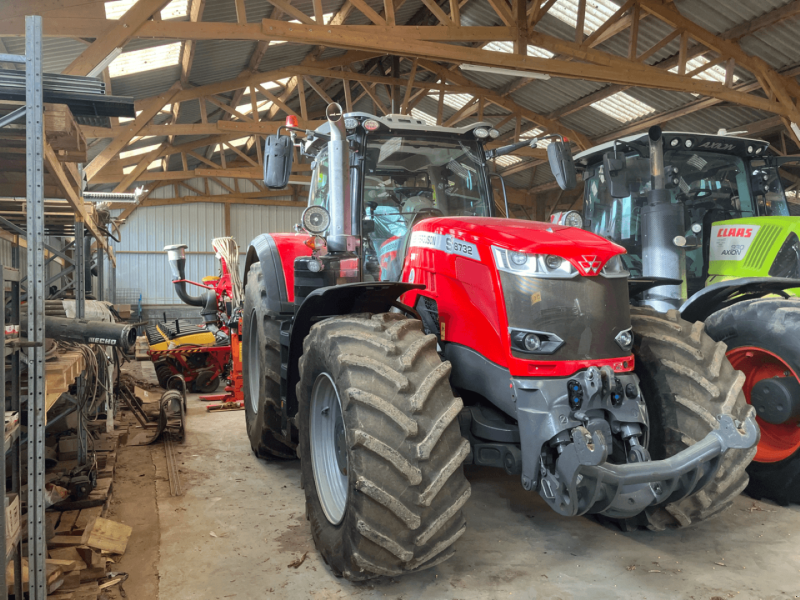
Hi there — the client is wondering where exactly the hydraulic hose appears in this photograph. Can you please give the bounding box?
[20,316,137,353]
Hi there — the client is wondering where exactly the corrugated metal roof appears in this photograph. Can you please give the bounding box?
[10,0,799,201]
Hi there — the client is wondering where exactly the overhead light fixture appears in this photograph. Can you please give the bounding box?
[459,64,551,80]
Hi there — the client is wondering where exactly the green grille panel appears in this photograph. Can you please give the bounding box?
[743,225,782,270]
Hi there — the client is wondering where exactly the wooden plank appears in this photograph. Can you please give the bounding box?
[48,547,88,571]
[62,0,172,76]
[56,510,81,534]
[83,517,132,555]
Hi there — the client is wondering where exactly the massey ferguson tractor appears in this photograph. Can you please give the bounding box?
[570,128,800,506]
[242,106,758,580]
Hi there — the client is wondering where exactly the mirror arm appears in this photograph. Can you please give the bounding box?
[489,173,510,218]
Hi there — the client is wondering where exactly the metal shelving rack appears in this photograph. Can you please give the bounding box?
[0,15,48,599]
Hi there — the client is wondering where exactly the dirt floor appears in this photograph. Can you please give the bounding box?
[116,362,800,600]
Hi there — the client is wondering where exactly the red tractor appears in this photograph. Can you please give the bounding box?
[242,105,758,580]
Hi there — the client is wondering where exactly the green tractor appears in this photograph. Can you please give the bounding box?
[567,127,800,505]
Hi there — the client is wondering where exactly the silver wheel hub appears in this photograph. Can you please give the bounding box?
[309,372,349,525]
[246,310,260,414]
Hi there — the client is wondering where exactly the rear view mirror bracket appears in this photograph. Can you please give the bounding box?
[603,142,628,198]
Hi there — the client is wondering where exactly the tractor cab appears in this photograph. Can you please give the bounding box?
[303,114,495,282]
[572,132,796,296]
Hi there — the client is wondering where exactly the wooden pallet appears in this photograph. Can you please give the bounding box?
[45,351,87,414]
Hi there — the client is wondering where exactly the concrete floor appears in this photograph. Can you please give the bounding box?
[118,364,800,600]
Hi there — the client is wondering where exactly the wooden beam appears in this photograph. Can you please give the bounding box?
[449,0,460,25]
[628,2,639,61]
[120,195,306,208]
[43,142,112,260]
[258,20,785,116]
[400,59,418,114]
[575,0,586,44]
[265,0,314,25]
[113,143,167,193]
[304,77,335,105]
[723,0,800,41]
[581,0,633,49]
[486,0,514,27]
[358,83,389,115]
[234,0,247,24]
[419,0,453,25]
[84,82,181,180]
[349,0,387,25]
[62,0,171,76]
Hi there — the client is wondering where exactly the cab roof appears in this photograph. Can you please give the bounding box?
[574,131,770,167]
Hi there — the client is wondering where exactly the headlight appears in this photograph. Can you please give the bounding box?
[615,328,633,351]
[769,232,800,278]
[474,127,489,139]
[489,128,500,139]
[492,246,578,278]
[563,211,583,228]
[600,254,630,278]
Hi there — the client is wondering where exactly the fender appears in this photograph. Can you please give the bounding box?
[284,282,424,418]
[243,233,311,316]
[679,277,800,323]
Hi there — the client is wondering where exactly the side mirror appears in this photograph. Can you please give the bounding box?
[547,140,577,190]
[263,135,293,189]
[603,151,628,198]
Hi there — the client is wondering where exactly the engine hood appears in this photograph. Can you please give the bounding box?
[412,217,626,274]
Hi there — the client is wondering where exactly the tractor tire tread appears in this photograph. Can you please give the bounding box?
[622,305,754,530]
[298,313,469,580]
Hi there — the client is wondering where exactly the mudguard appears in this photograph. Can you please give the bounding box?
[243,233,311,316]
[285,282,424,417]
[680,276,800,323]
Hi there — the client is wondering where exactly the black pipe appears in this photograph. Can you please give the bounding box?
[20,316,138,353]
[168,248,218,324]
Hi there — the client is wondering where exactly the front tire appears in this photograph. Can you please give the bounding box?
[298,313,470,580]
[624,306,756,530]
[705,298,800,506]
[242,262,295,459]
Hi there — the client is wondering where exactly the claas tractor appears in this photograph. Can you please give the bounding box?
[146,240,239,393]
[570,127,800,506]
[241,105,758,581]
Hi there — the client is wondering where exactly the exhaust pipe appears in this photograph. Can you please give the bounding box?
[163,244,218,324]
[641,126,686,311]
[325,103,355,253]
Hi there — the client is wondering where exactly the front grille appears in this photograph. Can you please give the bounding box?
[744,225,782,270]
[499,272,631,362]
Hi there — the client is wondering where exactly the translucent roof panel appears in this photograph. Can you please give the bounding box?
[483,41,555,59]
[591,91,656,122]
[495,155,523,167]
[668,56,740,84]
[120,143,161,160]
[520,127,553,148]
[109,42,182,78]
[548,0,622,36]
[105,0,188,20]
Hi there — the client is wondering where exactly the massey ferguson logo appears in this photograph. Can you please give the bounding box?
[717,227,754,238]
[578,255,601,275]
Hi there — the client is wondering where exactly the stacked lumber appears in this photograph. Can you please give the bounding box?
[34,432,130,599]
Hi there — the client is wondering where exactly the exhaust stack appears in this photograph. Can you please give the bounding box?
[163,244,218,323]
[325,103,355,253]
[641,126,686,311]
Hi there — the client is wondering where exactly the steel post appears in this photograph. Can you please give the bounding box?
[98,244,104,301]
[25,15,46,599]
[75,221,85,319]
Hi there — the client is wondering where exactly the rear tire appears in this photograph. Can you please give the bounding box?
[242,262,295,459]
[155,362,173,389]
[705,298,800,506]
[297,313,470,580]
[622,306,756,530]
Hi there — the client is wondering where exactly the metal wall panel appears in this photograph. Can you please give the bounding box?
[112,200,303,305]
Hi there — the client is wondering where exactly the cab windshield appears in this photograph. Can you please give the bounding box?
[362,135,490,280]
[583,151,789,294]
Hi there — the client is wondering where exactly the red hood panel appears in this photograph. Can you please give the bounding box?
[413,217,625,274]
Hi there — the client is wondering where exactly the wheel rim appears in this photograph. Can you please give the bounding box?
[246,309,260,414]
[309,372,348,525]
[727,346,800,463]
